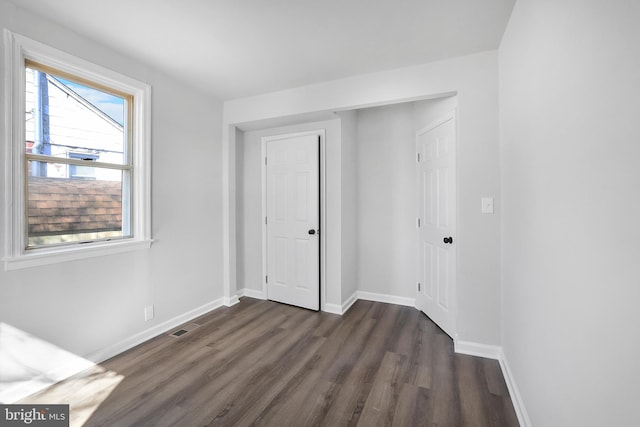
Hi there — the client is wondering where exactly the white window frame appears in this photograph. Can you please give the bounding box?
[3,30,152,270]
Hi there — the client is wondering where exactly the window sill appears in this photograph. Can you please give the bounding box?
[3,239,153,271]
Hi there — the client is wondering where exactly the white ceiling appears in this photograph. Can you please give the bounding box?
[13,0,515,100]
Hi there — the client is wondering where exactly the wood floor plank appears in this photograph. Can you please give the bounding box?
[426,330,461,425]
[388,383,421,427]
[203,320,328,425]
[319,304,417,426]
[117,315,307,425]
[357,351,407,427]
[399,310,436,389]
[20,298,519,427]
[456,354,492,426]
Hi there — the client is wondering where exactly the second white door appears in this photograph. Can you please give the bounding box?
[266,134,320,311]
[416,113,457,337]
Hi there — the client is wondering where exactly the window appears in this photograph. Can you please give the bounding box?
[4,31,151,270]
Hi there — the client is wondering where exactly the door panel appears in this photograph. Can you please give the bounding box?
[266,134,320,310]
[423,241,434,298]
[274,237,288,285]
[416,114,456,337]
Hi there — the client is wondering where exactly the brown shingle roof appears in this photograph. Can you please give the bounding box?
[28,176,122,236]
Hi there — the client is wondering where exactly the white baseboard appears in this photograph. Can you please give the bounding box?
[499,349,531,427]
[357,291,415,307]
[85,298,225,364]
[323,303,342,314]
[235,288,413,315]
[223,294,240,307]
[341,291,358,314]
[325,291,413,315]
[454,336,501,360]
[237,288,267,300]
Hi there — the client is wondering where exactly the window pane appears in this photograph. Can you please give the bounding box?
[25,67,127,166]
[27,161,131,247]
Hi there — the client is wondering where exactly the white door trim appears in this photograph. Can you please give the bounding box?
[261,129,326,311]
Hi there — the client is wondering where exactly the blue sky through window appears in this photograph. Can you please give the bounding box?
[57,78,125,126]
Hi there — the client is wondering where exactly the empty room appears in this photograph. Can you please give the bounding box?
[1,0,639,426]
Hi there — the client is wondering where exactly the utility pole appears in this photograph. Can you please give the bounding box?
[32,70,51,176]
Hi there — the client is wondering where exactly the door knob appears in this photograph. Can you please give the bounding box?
[443,236,453,244]
[308,229,316,235]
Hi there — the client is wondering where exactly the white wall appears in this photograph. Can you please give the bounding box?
[224,51,501,345]
[500,1,640,425]
[0,1,223,358]
[236,119,343,308]
[235,128,247,293]
[355,103,416,298]
[413,97,458,132]
[338,110,358,302]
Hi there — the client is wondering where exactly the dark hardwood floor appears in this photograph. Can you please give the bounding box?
[21,298,519,426]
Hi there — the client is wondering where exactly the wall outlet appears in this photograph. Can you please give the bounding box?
[144,305,154,322]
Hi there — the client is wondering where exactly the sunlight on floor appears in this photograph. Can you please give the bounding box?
[19,365,124,426]
[0,323,124,426]
[0,323,94,403]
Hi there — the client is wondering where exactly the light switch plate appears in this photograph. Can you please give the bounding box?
[481,197,494,214]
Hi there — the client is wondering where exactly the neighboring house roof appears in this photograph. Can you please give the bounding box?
[28,176,122,236]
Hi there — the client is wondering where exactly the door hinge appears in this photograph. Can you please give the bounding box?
[416,152,421,163]
[418,282,421,292]
[265,157,267,165]
[265,275,268,283]
[265,216,267,225]
[416,217,421,228]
